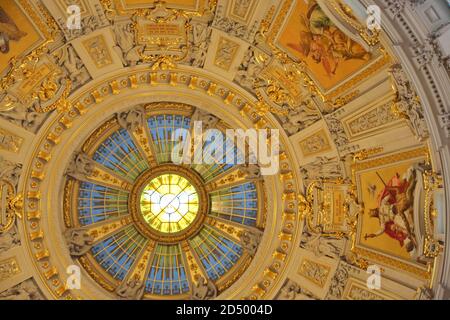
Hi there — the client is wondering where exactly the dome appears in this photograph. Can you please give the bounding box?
[0,0,449,301]
[63,106,264,298]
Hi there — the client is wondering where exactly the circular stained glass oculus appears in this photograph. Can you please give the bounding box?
[140,174,199,234]
[129,164,209,243]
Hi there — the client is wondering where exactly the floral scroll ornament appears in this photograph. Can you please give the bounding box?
[422,165,444,259]
[0,180,23,234]
[0,40,72,115]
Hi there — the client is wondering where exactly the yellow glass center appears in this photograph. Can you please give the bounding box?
[140,174,199,234]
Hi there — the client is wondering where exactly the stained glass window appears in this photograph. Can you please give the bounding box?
[189,226,243,281]
[77,182,129,226]
[210,182,258,226]
[191,133,245,182]
[92,128,148,181]
[148,115,191,164]
[140,174,199,234]
[91,226,147,280]
[145,244,190,295]
[70,108,263,297]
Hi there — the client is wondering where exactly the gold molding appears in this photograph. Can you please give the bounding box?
[0,257,21,281]
[214,37,240,71]
[0,128,24,153]
[297,258,331,288]
[0,180,22,233]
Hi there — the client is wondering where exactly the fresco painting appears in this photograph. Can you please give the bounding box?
[278,0,373,90]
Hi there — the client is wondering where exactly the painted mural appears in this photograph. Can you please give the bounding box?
[356,154,426,261]
[278,0,372,91]
[0,0,41,73]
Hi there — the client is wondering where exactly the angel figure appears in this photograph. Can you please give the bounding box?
[364,167,418,255]
[0,6,27,54]
[287,1,370,77]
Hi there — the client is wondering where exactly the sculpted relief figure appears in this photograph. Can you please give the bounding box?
[0,156,22,189]
[61,10,108,41]
[113,21,142,67]
[235,48,254,89]
[0,95,47,133]
[239,163,262,180]
[0,157,21,252]
[191,276,217,300]
[235,48,267,91]
[390,64,429,141]
[191,109,219,130]
[239,230,262,256]
[416,286,433,300]
[326,263,350,299]
[300,156,342,184]
[325,114,350,150]
[0,131,21,152]
[213,16,247,40]
[301,230,344,259]
[66,153,95,181]
[281,100,322,136]
[65,228,94,257]
[0,279,43,300]
[276,279,316,300]
[189,22,212,68]
[117,108,145,132]
[116,279,146,300]
[0,224,20,254]
[54,45,90,90]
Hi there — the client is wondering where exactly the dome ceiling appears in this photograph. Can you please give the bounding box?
[63,105,265,299]
[0,0,449,301]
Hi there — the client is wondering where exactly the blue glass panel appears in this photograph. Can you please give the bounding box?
[93,128,148,181]
[147,114,191,164]
[145,244,190,295]
[90,226,147,281]
[189,226,243,281]
[191,133,244,182]
[77,182,129,226]
[210,182,258,226]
